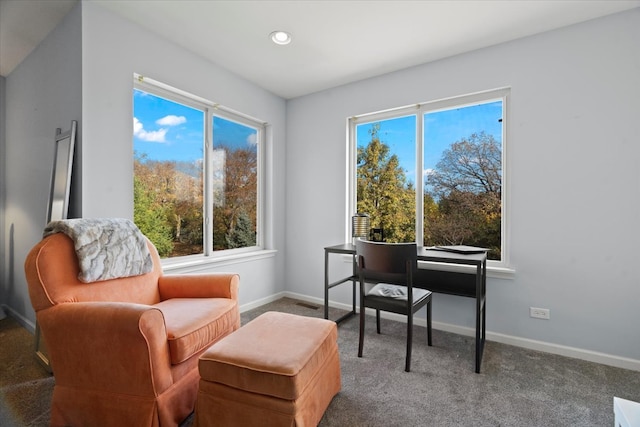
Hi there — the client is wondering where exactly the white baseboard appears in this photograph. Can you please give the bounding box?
[485,331,640,372]
[281,293,640,372]
[239,292,288,313]
[432,320,640,372]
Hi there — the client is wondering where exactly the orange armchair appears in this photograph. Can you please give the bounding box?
[24,232,240,427]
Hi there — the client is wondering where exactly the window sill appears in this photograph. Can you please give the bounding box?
[161,249,277,273]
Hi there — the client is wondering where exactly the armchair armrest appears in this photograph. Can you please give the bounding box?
[158,273,239,301]
[38,302,173,396]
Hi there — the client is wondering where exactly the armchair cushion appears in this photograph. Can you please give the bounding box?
[155,298,239,365]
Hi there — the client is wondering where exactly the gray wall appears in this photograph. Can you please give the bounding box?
[79,2,287,309]
[0,75,5,313]
[2,4,82,325]
[285,9,640,364]
[2,2,287,327]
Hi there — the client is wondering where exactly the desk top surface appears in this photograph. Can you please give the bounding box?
[325,242,487,265]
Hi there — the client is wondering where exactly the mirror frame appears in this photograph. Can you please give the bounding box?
[35,120,77,372]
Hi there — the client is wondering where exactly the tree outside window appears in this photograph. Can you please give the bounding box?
[354,94,505,261]
[133,84,262,258]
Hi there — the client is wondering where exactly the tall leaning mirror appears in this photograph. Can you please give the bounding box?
[35,120,77,372]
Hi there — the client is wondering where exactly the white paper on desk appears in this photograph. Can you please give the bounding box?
[433,245,488,254]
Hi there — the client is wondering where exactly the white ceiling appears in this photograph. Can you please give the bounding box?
[0,0,77,76]
[2,0,638,99]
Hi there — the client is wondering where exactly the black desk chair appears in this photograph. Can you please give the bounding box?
[356,239,433,372]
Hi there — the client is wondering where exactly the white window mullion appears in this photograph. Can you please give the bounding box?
[204,108,214,256]
[255,125,264,248]
[416,112,424,246]
[347,117,358,242]
[499,92,509,269]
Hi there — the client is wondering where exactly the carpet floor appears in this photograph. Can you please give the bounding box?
[2,297,639,426]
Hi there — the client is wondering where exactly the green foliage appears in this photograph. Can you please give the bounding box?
[133,176,174,257]
[357,124,415,243]
[133,153,210,257]
[357,126,502,260]
[212,206,228,251]
[225,210,256,249]
[133,97,261,258]
[213,145,258,251]
[424,132,502,260]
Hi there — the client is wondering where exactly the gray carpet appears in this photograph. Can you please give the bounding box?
[0,315,54,426]
[2,297,640,426]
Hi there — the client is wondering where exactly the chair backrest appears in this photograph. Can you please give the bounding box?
[25,233,164,313]
[355,240,417,284]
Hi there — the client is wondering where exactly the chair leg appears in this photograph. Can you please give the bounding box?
[376,309,381,334]
[358,298,365,358]
[427,299,432,346]
[406,314,413,372]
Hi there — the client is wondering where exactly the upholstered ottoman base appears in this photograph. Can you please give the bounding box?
[196,311,341,427]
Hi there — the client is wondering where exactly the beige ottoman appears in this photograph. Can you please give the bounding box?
[196,311,341,427]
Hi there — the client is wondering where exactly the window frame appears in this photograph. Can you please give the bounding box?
[133,74,270,268]
[348,88,512,272]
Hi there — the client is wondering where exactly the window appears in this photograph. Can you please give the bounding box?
[211,117,259,252]
[350,88,508,266]
[356,115,417,243]
[133,75,264,259]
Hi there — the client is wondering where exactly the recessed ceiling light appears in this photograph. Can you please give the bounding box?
[270,31,292,45]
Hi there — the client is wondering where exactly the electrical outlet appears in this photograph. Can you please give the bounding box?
[530,307,550,320]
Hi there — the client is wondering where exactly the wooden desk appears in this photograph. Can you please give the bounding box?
[324,243,487,373]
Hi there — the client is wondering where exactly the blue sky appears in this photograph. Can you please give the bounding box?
[133,89,256,163]
[356,101,503,185]
[134,88,501,183]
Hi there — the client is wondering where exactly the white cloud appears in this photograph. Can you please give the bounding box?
[246,133,257,146]
[156,115,186,126]
[133,117,167,142]
[133,117,143,134]
[423,168,436,177]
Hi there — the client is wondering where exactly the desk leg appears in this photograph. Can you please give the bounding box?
[324,249,358,324]
[324,250,329,320]
[351,253,357,315]
[475,265,480,373]
[482,258,487,358]
[474,259,487,373]
[475,261,482,373]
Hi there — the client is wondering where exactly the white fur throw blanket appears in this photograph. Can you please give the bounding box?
[43,218,153,283]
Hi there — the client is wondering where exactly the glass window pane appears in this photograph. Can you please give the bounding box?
[356,115,416,243]
[133,89,204,258]
[423,101,503,260]
[212,116,258,250]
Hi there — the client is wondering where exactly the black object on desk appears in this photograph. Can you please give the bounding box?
[324,243,487,373]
